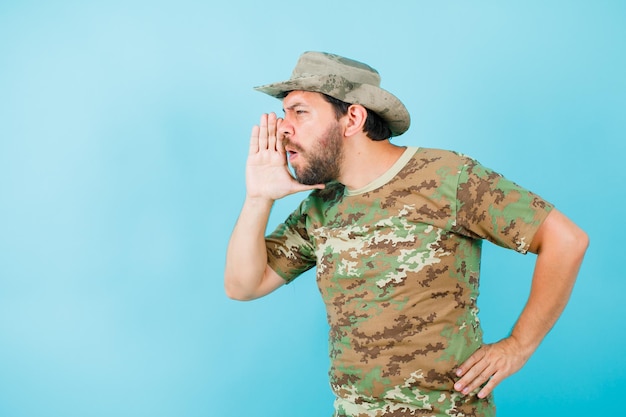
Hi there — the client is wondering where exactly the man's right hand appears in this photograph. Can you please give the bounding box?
[246,113,324,201]
[225,113,321,301]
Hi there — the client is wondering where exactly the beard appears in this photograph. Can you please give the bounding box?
[289,122,344,186]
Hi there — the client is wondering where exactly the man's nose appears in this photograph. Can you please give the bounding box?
[279,117,294,137]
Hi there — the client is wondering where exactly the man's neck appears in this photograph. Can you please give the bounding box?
[338,138,407,191]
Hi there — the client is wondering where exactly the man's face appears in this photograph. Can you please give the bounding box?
[281,91,344,185]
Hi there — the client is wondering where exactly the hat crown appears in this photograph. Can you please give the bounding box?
[254,51,410,136]
[291,52,381,87]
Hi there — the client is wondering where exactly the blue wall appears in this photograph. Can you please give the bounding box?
[1,1,623,416]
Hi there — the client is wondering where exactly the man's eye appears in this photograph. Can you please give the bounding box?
[296,110,306,115]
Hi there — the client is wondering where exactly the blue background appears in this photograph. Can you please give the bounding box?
[1,1,623,416]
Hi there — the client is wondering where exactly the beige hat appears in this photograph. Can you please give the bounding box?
[254,51,410,137]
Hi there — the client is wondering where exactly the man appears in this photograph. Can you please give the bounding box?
[224,51,588,416]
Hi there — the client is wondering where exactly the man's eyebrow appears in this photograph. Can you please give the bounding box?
[282,102,308,112]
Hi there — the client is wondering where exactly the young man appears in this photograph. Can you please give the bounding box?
[224,51,588,416]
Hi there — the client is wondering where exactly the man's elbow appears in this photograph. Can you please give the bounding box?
[534,210,589,258]
[224,265,284,301]
[572,227,590,258]
[557,221,589,261]
[224,276,256,302]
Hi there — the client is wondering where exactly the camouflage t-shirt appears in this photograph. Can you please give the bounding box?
[266,147,553,417]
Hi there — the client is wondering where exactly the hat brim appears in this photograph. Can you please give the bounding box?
[254,75,410,137]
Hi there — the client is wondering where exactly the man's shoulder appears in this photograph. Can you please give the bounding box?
[413,147,472,163]
[399,147,474,179]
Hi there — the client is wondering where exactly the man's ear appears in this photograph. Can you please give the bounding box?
[343,104,368,137]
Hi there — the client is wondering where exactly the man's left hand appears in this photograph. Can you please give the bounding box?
[453,337,531,398]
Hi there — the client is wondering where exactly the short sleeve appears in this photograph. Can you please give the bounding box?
[265,203,317,284]
[454,158,553,254]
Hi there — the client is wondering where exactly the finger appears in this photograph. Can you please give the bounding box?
[477,370,504,399]
[291,182,326,194]
[258,113,269,150]
[267,112,277,151]
[454,350,489,395]
[454,362,489,395]
[460,362,495,396]
[249,125,260,154]
[276,118,286,155]
[456,347,484,377]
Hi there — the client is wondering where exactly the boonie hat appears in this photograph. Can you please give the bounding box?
[254,51,411,137]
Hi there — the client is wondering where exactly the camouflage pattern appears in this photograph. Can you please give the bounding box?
[266,147,553,417]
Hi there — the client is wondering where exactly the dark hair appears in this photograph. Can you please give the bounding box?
[321,94,392,141]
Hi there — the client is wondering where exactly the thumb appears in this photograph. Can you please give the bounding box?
[291,182,326,194]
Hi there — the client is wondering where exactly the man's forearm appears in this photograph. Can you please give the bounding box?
[224,197,274,300]
[510,211,589,356]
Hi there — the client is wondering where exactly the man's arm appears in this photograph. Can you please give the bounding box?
[224,196,286,301]
[224,113,323,301]
[454,208,589,398]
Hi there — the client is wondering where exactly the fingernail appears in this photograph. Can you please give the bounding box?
[462,387,470,395]
[456,368,463,376]
[454,382,462,391]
